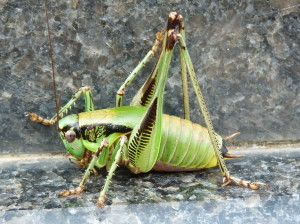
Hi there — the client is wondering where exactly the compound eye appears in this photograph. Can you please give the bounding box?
[65,130,76,143]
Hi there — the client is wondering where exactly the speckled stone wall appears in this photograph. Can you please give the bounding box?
[1,0,299,153]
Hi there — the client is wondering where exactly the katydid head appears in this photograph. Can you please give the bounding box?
[58,114,85,160]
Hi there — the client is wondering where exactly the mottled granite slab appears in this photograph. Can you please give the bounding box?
[0,0,300,154]
[0,147,299,223]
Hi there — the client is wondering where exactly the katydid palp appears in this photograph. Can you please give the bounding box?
[26,10,269,207]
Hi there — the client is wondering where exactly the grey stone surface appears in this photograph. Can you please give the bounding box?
[0,0,300,153]
[0,148,299,223]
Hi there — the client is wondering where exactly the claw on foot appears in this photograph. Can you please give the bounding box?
[92,168,99,175]
[25,112,52,125]
[222,176,269,190]
[60,186,84,197]
[96,195,106,208]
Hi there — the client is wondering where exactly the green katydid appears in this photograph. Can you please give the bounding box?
[26,11,268,208]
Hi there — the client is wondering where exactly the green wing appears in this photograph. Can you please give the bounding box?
[126,13,180,172]
[127,34,175,172]
[127,97,161,172]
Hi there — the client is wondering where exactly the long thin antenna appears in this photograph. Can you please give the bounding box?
[44,0,60,122]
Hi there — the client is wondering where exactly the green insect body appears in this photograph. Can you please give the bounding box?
[58,106,223,173]
[26,11,268,207]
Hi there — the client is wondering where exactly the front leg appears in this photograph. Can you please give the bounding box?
[60,138,109,197]
[24,112,53,126]
[25,86,94,125]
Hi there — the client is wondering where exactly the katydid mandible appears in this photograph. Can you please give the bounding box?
[26,11,269,208]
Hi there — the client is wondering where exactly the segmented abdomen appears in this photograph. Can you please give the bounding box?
[158,115,222,169]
